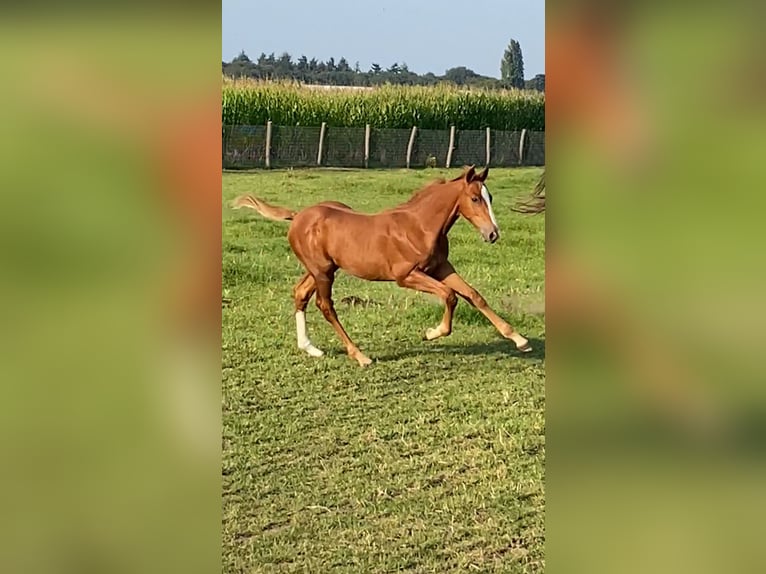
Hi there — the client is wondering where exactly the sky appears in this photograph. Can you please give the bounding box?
[222,0,544,79]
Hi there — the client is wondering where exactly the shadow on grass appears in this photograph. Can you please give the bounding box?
[373,336,546,363]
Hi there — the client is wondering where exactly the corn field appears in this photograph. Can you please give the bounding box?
[222,79,545,131]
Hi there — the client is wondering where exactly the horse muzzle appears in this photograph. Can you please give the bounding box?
[481,226,499,244]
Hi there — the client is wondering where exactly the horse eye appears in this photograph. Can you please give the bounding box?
[471,196,479,203]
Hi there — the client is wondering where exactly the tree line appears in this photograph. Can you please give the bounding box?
[223,38,544,92]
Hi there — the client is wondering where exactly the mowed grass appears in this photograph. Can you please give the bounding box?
[222,168,545,573]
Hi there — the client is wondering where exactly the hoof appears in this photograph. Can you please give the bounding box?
[424,327,449,341]
[355,355,372,367]
[424,327,441,341]
[299,343,324,357]
[516,342,533,353]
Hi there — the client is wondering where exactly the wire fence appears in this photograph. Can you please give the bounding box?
[223,124,544,169]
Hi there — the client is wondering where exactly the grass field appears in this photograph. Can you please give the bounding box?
[222,167,545,573]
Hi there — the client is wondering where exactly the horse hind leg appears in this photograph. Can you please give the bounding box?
[314,273,372,367]
[293,272,323,357]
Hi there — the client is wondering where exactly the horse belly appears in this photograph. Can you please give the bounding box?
[326,226,394,281]
[331,248,393,281]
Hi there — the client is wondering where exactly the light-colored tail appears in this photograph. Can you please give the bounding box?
[231,195,297,221]
[512,171,546,214]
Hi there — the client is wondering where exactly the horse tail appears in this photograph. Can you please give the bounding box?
[231,195,297,221]
[512,170,546,214]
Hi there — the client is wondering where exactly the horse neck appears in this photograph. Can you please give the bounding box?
[402,181,462,237]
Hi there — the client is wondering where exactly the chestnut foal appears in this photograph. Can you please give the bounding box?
[233,166,532,366]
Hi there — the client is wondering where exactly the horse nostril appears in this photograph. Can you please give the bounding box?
[488,230,498,243]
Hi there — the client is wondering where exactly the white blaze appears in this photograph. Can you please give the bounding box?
[295,311,323,357]
[481,185,499,229]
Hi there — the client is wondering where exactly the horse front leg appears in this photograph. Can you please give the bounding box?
[396,270,458,341]
[436,263,532,353]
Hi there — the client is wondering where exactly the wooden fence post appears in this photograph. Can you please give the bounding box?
[518,128,527,166]
[364,124,370,168]
[406,126,418,169]
[445,125,456,168]
[485,127,491,166]
[265,120,272,169]
[317,122,327,166]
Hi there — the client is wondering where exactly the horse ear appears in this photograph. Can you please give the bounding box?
[464,165,476,182]
[477,166,489,182]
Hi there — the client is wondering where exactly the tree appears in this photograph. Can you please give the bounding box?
[501,39,525,89]
[276,52,293,77]
[221,47,526,88]
[255,52,274,79]
[525,74,545,92]
[233,50,251,63]
[224,50,255,78]
[444,66,478,86]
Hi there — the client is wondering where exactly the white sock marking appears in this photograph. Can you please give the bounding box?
[295,311,323,357]
[481,184,499,229]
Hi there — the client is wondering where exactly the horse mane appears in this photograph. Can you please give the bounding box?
[396,177,459,208]
[390,167,473,211]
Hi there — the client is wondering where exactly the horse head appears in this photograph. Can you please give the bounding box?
[455,166,499,243]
